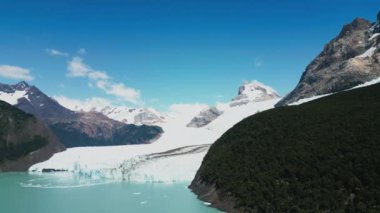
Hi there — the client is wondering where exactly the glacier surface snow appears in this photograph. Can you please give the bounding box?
[30,98,280,183]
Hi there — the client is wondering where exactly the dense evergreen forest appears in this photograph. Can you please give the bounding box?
[192,83,380,212]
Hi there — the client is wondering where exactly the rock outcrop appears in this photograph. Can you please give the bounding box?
[276,13,380,106]
[186,107,223,128]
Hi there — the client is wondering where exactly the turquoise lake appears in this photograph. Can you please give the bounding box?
[0,173,220,213]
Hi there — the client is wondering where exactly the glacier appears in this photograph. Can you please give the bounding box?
[29,81,282,183]
[26,78,380,183]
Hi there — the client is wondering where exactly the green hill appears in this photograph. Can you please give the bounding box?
[190,83,380,212]
[0,100,64,171]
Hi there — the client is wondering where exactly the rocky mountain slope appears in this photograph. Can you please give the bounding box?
[190,82,380,212]
[49,111,163,147]
[0,81,163,147]
[0,81,76,124]
[187,81,280,128]
[187,107,223,128]
[0,100,65,171]
[276,12,380,106]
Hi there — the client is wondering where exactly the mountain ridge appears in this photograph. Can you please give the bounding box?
[276,13,380,106]
[0,81,163,147]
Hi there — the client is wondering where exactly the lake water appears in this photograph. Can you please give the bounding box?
[0,173,220,213]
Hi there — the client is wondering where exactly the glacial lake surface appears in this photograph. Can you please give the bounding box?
[0,173,220,213]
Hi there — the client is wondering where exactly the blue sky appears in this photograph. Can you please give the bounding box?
[0,0,378,110]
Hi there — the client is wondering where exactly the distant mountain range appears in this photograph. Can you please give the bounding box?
[60,103,166,126]
[0,81,163,148]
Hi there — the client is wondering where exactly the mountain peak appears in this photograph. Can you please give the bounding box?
[13,81,30,90]
[229,80,280,106]
[338,17,371,39]
[238,80,279,97]
[276,11,380,107]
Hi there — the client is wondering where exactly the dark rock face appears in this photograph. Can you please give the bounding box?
[276,15,380,106]
[187,107,223,128]
[16,85,78,124]
[0,81,163,147]
[0,81,77,124]
[0,100,65,171]
[50,111,163,147]
[190,179,239,213]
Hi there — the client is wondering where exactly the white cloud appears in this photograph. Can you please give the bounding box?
[46,48,68,57]
[53,95,113,112]
[77,48,86,55]
[88,71,109,80]
[67,57,109,80]
[0,65,34,81]
[66,56,141,105]
[102,83,140,104]
[67,57,91,77]
[166,103,209,121]
[95,80,107,90]
[254,57,263,68]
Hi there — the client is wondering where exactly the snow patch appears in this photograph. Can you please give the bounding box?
[351,76,380,89]
[288,94,331,106]
[369,33,380,41]
[30,98,280,183]
[288,77,380,106]
[0,90,27,105]
[356,47,377,58]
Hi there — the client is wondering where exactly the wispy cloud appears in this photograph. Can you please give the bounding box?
[67,57,90,77]
[53,95,113,111]
[167,103,209,120]
[67,57,109,80]
[0,65,34,81]
[102,83,140,104]
[254,57,263,68]
[46,48,68,57]
[66,56,140,105]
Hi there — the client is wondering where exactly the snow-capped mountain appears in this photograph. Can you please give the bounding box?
[187,80,280,128]
[56,101,165,126]
[0,81,77,123]
[231,80,280,107]
[100,107,165,125]
[277,13,380,106]
[0,81,163,147]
